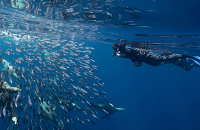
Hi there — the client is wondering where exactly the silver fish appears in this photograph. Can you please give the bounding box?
[38,106,40,115]
[10,100,13,109]
[92,114,99,120]
[102,109,109,114]
[28,79,32,86]
[1,71,4,78]
[28,94,32,106]
[77,117,84,124]
[24,105,28,119]
[3,103,7,117]
[85,118,96,126]
[35,84,39,93]
[30,69,34,75]
[35,66,42,73]
[22,67,25,72]
[16,91,21,102]
[8,75,12,84]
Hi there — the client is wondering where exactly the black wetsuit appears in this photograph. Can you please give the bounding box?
[114,43,195,71]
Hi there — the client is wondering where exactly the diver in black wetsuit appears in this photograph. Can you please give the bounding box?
[112,43,200,71]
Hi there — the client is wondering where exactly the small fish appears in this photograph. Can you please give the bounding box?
[85,118,96,126]
[38,106,40,115]
[3,103,7,117]
[1,71,4,78]
[35,66,42,73]
[30,69,34,75]
[16,91,21,102]
[28,94,32,106]
[9,75,12,84]
[15,42,20,46]
[24,104,28,119]
[92,114,99,120]
[102,109,109,114]
[1,1,5,6]
[77,117,84,124]
[28,79,32,86]
[10,100,13,109]
[35,84,39,93]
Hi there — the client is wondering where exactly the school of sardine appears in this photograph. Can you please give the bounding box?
[0,0,138,129]
[0,27,112,130]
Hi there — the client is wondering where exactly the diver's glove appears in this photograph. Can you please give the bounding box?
[134,61,141,67]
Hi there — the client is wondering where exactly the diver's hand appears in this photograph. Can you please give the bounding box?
[8,87,22,93]
[134,62,141,67]
[12,87,22,92]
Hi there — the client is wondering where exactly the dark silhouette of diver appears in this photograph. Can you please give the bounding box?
[112,43,200,71]
[89,102,125,120]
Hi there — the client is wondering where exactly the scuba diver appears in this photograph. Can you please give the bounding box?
[6,0,25,9]
[37,95,64,129]
[112,43,200,71]
[0,55,19,79]
[89,102,125,120]
[0,80,22,125]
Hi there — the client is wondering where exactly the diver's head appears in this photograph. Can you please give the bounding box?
[0,54,2,62]
[112,43,127,58]
[112,43,119,52]
[112,43,126,53]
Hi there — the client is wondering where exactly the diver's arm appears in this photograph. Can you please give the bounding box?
[1,82,22,93]
[131,58,141,67]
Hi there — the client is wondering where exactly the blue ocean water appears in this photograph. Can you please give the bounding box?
[84,1,200,129]
[88,43,200,130]
[0,0,200,130]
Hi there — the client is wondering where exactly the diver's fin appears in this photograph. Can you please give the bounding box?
[106,116,110,120]
[188,56,200,66]
[194,56,200,60]
[101,114,110,120]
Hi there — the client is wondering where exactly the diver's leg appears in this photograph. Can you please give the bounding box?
[142,52,182,66]
[172,59,194,71]
[11,109,18,124]
[148,53,189,65]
